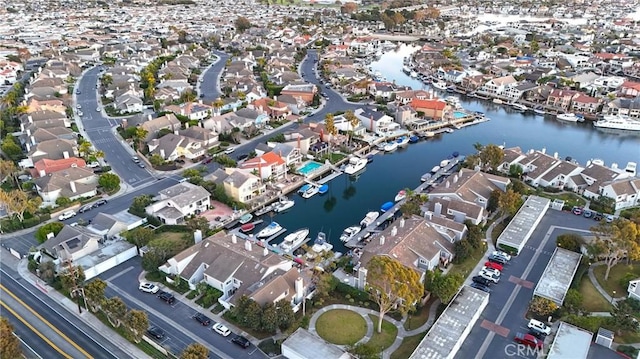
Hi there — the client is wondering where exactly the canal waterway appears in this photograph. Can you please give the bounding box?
[262,45,640,253]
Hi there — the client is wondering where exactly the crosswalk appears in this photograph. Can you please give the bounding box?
[90,136,119,145]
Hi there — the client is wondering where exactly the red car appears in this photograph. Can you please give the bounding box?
[514,333,543,349]
[484,261,503,271]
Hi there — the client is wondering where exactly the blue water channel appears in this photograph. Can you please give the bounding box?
[260,44,640,252]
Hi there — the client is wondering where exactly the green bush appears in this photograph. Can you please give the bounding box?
[155,225,191,233]
[563,314,616,333]
[186,291,198,300]
[335,282,370,303]
[620,273,637,290]
[618,345,639,358]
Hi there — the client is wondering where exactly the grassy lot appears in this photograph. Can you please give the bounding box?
[449,246,485,278]
[404,298,435,331]
[538,192,586,209]
[390,332,426,359]
[577,276,613,312]
[617,330,640,344]
[593,263,640,298]
[490,221,507,245]
[156,231,187,243]
[316,309,367,345]
[367,315,398,351]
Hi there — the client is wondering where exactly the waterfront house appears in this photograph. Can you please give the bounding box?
[570,94,600,115]
[354,108,400,136]
[409,98,447,121]
[270,143,303,166]
[428,169,510,210]
[207,168,266,204]
[461,75,488,92]
[424,199,486,226]
[516,150,584,188]
[619,81,640,98]
[280,127,320,155]
[603,97,640,119]
[504,82,539,102]
[42,225,100,262]
[33,166,98,206]
[333,114,366,136]
[145,182,211,225]
[546,89,579,111]
[159,232,313,311]
[358,216,455,281]
[597,178,640,211]
[239,152,287,180]
[139,113,182,141]
[477,75,518,99]
[579,162,628,199]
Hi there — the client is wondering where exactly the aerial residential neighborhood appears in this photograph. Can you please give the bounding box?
[0,0,639,359]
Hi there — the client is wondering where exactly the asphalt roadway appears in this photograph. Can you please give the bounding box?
[455,210,598,359]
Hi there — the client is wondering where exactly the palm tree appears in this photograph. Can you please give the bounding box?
[133,127,149,151]
[344,110,359,147]
[212,97,224,112]
[324,113,337,136]
[95,150,105,160]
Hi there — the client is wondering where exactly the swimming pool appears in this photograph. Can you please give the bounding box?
[298,161,323,176]
[453,111,468,119]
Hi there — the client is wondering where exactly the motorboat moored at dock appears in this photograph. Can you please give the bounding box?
[240,223,255,233]
[360,211,380,227]
[395,190,407,202]
[344,156,368,175]
[340,226,361,242]
[274,198,295,212]
[318,184,329,195]
[257,222,283,239]
[380,201,394,213]
[238,213,253,224]
[383,141,398,152]
[279,228,310,252]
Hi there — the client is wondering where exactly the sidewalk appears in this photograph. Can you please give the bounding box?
[16,258,150,358]
[588,262,626,305]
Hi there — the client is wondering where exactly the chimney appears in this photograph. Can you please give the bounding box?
[453,174,459,183]
[25,143,31,152]
[26,129,31,136]
[174,129,179,135]
[357,267,368,290]
[20,123,25,132]
[554,152,558,159]
[231,234,237,244]
[28,115,33,123]
[69,181,77,193]
[244,240,252,251]
[390,226,397,237]
[445,181,450,188]
[160,149,165,158]
[31,136,36,145]
[39,169,46,177]
[541,147,546,154]
[379,235,385,245]
[194,230,202,244]
[400,218,405,228]
[263,247,268,256]
[148,114,152,121]
[63,151,69,159]
[294,277,304,302]
[185,122,190,129]
[46,232,55,240]
[435,202,442,216]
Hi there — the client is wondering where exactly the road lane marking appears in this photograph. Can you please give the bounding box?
[0,300,73,359]
[0,284,93,359]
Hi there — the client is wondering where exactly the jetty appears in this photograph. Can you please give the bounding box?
[343,154,465,248]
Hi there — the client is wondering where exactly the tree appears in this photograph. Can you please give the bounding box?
[348,343,380,359]
[528,296,558,317]
[103,297,127,327]
[35,222,65,243]
[611,299,640,334]
[186,216,210,233]
[180,343,209,359]
[0,189,41,222]
[424,270,464,304]
[98,173,120,192]
[212,97,224,111]
[0,317,22,359]
[38,261,56,284]
[260,302,278,333]
[487,189,501,213]
[60,265,86,296]
[589,218,640,280]
[129,194,153,216]
[340,2,358,14]
[563,289,583,314]
[366,256,423,333]
[149,154,165,167]
[125,310,148,343]
[124,227,155,248]
[1,135,23,161]
[233,296,262,330]
[478,144,504,170]
[509,164,523,178]
[84,279,107,313]
[498,189,522,217]
[235,17,252,33]
[556,234,584,253]
[324,113,337,136]
[312,271,337,301]
[133,127,148,151]
[0,159,18,187]
[275,299,295,330]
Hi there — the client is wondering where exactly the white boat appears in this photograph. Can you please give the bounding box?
[431,165,440,173]
[410,71,418,78]
[533,106,546,116]
[445,96,461,108]
[280,228,309,251]
[257,222,283,238]
[344,157,368,175]
[238,213,253,224]
[396,136,410,147]
[432,80,447,90]
[274,198,295,212]
[340,226,361,242]
[556,113,580,122]
[420,173,432,182]
[594,115,640,131]
[492,98,503,104]
[440,159,450,167]
[625,162,637,176]
[394,190,407,202]
[311,232,333,253]
[301,185,319,199]
[511,103,528,112]
[360,211,380,227]
[383,141,398,152]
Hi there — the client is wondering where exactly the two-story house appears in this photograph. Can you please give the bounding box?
[599,178,640,211]
[354,108,400,136]
[41,225,100,262]
[145,182,211,224]
[546,89,579,111]
[239,152,287,180]
[428,169,510,209]
[33,167,98,206]
[139,113,182,141]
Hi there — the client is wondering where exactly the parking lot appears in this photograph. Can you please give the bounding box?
[455,209,596,359]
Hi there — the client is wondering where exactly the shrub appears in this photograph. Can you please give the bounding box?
[618,345,640,358]
[619,273,637,290]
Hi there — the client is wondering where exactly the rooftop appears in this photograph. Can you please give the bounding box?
[410,286,489,359]
[533,247,582,305]
[496,195,550,251]
[547,322,593,359]
[282,328,348,359]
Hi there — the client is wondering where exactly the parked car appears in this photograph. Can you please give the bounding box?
[606,214,615,223]
[472,276,492,286]
[58,210,77,221]
[528,329,546,340]
[93,199,108,208]
[87,162,100,168]
[132,156,140,163]
[224,147,236,155]
[527,319,551,336]
[484,261,503,271]
[488,255,507,265]
[514,332,543,349]
[572,206,583,215]
[96,107,101,112]
[593,212,603,221]
[491,250,512,261]
[470,282,491,293]
[147,326,165,340]
[237,154,248,161]
[480,267,501,277]
[139,282,160,294]
[157,291,175,304]
[212,323,231,337]
[193,313,212,326]
[138,163,145,168]
[231,335,250,348]
[78,205,92,214]
[583,209,593,218]
[478,270,500,283]
[202,157,213,164]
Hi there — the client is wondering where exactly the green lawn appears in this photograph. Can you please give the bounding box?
[404,298,435,331]
[449,246,485,278]
[490,221,507,245]
[593,263,640,298]
[577,276,613,312]
[367,315,398,351]
[390,332,426,359]
[617,330,640,344]
[316,309,367,345]
[537,192,586,209]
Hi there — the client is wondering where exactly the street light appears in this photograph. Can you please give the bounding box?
[612,290,616,304]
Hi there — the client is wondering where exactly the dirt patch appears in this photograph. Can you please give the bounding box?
[201,201,234,222]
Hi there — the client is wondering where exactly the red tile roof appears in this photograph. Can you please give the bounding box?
[410,98,446,111]
[31,157,86,178]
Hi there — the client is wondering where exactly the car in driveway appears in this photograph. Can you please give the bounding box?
[193,313,212,326]
[231,335,250,348]
[147,326,165,340]
[212,323,231,337]
[139,282,160,294]
[527,319,551,335]
[514,332,543,349]
[470,282,491,293]
[58,210,77,220]
[157,291,175,304]
[593,212,603,221]
[572,206,583,215]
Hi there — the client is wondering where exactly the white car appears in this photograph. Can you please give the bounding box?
[478,270,500,283]
[212,323,231,337]
[139,282,160,294]
[87,162,100,168]
[481,267,501,277]
[492,250,512,261]
[58,210,77,221]
[223,147,235,155]
[96,107,101,112]
[528,319,551,335]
